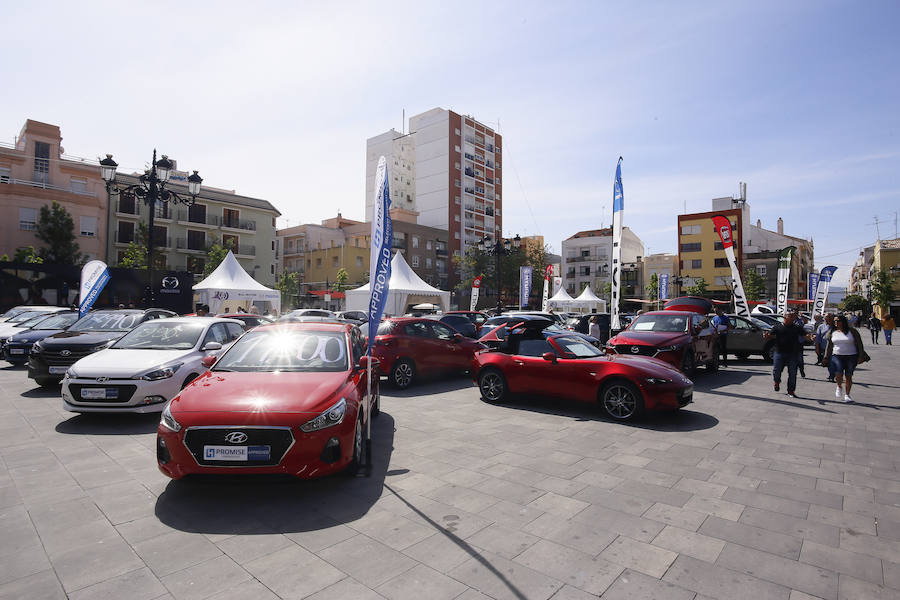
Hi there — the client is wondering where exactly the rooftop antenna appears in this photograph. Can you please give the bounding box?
[402,109,405,134]
[874,215,881,241]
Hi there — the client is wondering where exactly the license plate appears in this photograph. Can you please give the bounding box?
[10,348,24,355]
[49,366,69,375]
[81,388,118,400]
[203,445,270,461]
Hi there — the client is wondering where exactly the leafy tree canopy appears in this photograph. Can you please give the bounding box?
[116,223,166,269]
[685,277,709,296]
[840,294,869,312]
[204,236,235,277]
[743,268,766,301]
[36,201,82,265]
[870,267,897,311]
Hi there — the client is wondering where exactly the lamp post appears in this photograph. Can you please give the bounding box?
[478,234,521,314]
[100,150,202,305]
[671,275,685,298]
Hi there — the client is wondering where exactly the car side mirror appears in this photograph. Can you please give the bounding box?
[453,333,463,343]
[357,355,380,370]
[201,342,222,351]
[201,355,217,368]
[542,352,558,362]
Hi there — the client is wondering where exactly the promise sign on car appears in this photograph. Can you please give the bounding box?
[203,446,270,461]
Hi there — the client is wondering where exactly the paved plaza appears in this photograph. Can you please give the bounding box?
[1,344,900,600]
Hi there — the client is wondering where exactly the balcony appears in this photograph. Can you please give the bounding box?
[464,136,475,144]
[391,238,406,249]
[435,247,447,257]
[464,168,475,177]
[221,217,257,232]
[464,187,475,195]
[475,187,485,195]
[464,153,475,161]
[233,244,256,256]
[464,219,475,228]
[177,209,217,226]
[485,177,494,184]
[117,199,140,216]
[176,238,210,253]
[0,177,97,197]
[464,204,475,212]
[485,207,494,216]
[474,155,485,164]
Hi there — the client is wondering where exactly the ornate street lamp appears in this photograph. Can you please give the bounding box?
[478,233,521,314]
[101,150,202,305]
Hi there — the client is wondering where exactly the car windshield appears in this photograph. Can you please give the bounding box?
[553,335,604,358]
[34,313,79,330]
[750,317,773,329]
[213,329,348,372]
[69,312,144,332]
[113,321,205,350]
[9,311,50,324]
[629,314,690,332]
[18,312,60,328]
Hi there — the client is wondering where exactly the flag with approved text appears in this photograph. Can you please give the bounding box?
[367,156,393,355]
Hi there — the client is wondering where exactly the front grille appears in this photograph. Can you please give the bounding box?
[69,384,137,403]
[183,427,294,467]
[614,344,657,357]
[40,348,95,365]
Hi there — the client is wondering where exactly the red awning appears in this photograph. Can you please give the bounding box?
[308,290,345,299]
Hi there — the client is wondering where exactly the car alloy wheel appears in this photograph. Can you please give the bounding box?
[478,369,508,403]
[391,359,415,389]
[601,381,643,421]
[344,412,364,476]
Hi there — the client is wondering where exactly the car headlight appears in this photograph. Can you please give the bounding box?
[65,367,78,379]
[645,377,670,384]
[91,340,115,352]
[140,362,183,381]
[299,398,347,433]
[31,341,43,353]
[160,403,182,432]
[657,345,681,352]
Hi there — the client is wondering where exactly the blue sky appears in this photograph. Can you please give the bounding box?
[3,0,898,286]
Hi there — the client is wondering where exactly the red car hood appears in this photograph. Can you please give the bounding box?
[609,331,688,347]
[605,354,690,380]
[170,370,351,415]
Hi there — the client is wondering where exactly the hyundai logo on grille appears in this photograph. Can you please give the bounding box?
[224,432,248,444]
[630,346,640,354]
[96,377,108,383]
[60,350,71,356]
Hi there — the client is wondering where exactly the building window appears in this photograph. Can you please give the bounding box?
[757,265,767,276]
[188,203,207,224]
[426,240,432,250]
[714,241,724,251]
[455,145,461,152]
[316,258,322,267]
[332,256,339,267]
[187,230,206,250]
[426,258,432,268]
[454,232,460,239]
[155,203,170,219]
[714,258,728,268]
[70,177,88,194]
[223,234,239,252]
[680,242,702,252]
[412,236,419,248]
[33,141,50,184]
[455,128,461,135]
[356,256,363,267]
[153,225,167,247]
[117,221,135,244]
[454,215,460,222]
[223,208,240,228]
[270,264,275,275]
[412,255,419,267]
[0,166,10,183]
[19,207,38,231]
[455,180,460,187]
[681,225,701,235]
[453,250,460,257]
[691,259,702,269]
[187,256,205,274]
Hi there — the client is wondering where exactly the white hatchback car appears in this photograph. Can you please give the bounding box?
[62,317,245,413]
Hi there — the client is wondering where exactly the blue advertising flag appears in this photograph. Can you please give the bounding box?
[812,266,837,318]
[367,157,393,355]
[519,266,533,308]
[611,157,625,329]
[79,260,110,317]
[808,273,819,302]
[660,273,669,300]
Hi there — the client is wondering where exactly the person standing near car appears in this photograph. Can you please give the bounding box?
[589,315,602,340]
[824,314,866,403]
[815,313,837,381]
[764,309,809,397]
[712,306,732,367]
[868,314,881,344]
[883,314,895,345]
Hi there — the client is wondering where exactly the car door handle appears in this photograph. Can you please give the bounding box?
[514,360,524,366]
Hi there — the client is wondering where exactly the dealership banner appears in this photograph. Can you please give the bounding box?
[776,246,796,315]
[367,156,393,355]
[812,266,837,318]
[79,260,110,317]
[660,273,669,300]
[470,275,482,311]
[808,272,819,302]
[552,276,562,295]
[541,265,552,312]
[711,215,750,317]
[519,266,533,309]
[610,157,624,329]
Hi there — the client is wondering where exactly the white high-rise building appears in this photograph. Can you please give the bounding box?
[366,108,503,288]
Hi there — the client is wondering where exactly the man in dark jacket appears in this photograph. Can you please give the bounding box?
[764,310,810,398]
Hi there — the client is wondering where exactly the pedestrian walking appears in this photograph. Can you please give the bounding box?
[812,314,825,364]
[823,314,868,403]
[815,313,837,381]
[868,314,882,344]
[712,306,732,367]
[589,315,602,340]
[763,309,810,398]
[883,314,896,345]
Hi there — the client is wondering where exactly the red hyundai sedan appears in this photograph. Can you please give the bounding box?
[362,317,484,389]
[473,319,693,421]
[156,322,379,479]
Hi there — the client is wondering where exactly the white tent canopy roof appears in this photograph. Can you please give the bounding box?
[547,287,575,306]
[193,251,280,313]
[573,285,607,311]
[345,252,450,315]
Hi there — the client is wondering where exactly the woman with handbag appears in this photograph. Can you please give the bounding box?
[823,314,868,403]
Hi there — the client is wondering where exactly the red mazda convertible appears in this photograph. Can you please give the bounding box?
[156,322,379,479]
[473,320,693,421]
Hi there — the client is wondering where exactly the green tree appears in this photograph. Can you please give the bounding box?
[870,267,897,313]
[840,294,869,312]
[12,246,44,264]
[203,235,235,277]
[333,268,349,293]
[455,240,553,309]
[646,273,659,301]
[685,277,709,296]
[743,268,766,301]
[116,223,166,269]
[36,201,82,264]
[276,272,300,309]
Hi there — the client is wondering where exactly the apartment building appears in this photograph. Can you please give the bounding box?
[106,171,279,286]
[872,239,900,318]
[0,120,107,261]
[561,227,645,297]
[848,245,875,297]
[366,108,502,289]
[677,191,813,301]
[643,253,677,297]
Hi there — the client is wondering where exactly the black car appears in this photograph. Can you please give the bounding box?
[565,312,612,343]
[28,309,176,387]
[336,310,367,324]
[424,314,478,338]
[2,311,80,365]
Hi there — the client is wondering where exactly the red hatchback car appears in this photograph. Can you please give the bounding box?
[363,317,484,389]
[473,320,693,421]
[156,322,378,480]
[606,310,719,375]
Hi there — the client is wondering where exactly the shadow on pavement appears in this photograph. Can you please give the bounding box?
[22,386,61,398]
[55,412,161,434]
[691,367,755,391]
[154,413,396,536]
[711,389,837,413]
[384,375,476,399]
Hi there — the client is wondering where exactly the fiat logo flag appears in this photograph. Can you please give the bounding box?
[470,275,482,311]
[710,215,750,317]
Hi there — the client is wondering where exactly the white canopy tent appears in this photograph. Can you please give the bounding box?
[345,252,451,315]
[193,251,281,314]
[547,286,576,310]
[574,285,607,313]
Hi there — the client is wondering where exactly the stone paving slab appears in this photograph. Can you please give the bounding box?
[1,342,899,598]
